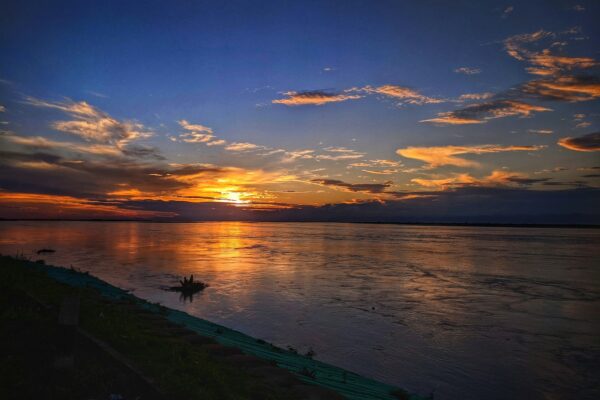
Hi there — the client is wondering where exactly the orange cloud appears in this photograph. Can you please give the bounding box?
[0,191,175,218]
[362,169,398,175]
[352,85,445,105]
[272,90,362,106]
[504,29,597,76]
[421,100,551,125]
[411,170,548,189]
[557,132,600,152]
[396,144,544,168]
[522,75,600,102]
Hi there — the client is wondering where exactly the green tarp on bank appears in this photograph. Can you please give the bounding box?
[31,261,425,400]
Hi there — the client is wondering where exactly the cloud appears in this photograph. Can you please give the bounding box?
[352,85,445,105]
[316,154,365,161]
[576,121,592,128]
[454,67,481,75]
[411,170,549,189]
[0,192,176,219]
[178,120,213,134]
[557,132,600,152]
[311,179,392,194]
[528,129,553,135]
[121,145,165,160]
[502,5,514,18]
[280,149,315,163]
[0,130,300,210]
[0,105,5,112]
[520,75,600,102]
[273,84,446,107]
[314,147,365,161]
[362,169,398,175]
[1,131,123,157]
[272,90,362,106]
[25,97,151,145]
[525,50,597,76]
[177,119,215,143]
[225,142,262,151]
[458,92,494,101]
[206,139,226,146]
[396,144,544,168]
[87,91,108,98]
[421,100,551,125]
[504,29,597,76]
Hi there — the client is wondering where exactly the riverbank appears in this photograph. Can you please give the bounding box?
[0,255,421,400]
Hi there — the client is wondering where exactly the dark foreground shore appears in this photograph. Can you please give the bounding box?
[0,256,421,400]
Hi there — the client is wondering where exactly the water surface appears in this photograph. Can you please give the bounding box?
[1,221,599,399]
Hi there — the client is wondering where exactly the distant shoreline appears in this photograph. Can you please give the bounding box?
[1,219,599,229]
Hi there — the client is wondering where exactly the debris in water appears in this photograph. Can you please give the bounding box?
[36,248,56,255]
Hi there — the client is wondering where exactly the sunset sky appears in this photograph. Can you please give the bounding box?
[1,1,599,222]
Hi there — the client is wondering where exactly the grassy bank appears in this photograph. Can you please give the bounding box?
[0,255,317,400]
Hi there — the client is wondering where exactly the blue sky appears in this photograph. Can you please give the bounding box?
[0,1,599,221]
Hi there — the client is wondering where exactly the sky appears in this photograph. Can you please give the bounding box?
[0,0,599,223]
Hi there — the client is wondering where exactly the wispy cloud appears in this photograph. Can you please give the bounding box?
[521,75,600,102]
[273,84,445,107]
[454,67,481,75]
[458,92,494,101]
[412,170,548,189]
[558,132,600,152]
[206,139,226,146]
[225,142,262,152]
[501,5,514,18]
[272,90,362,106]
[362,169,398,175]
[397,144,544,168]
[351,85,445,105]
[25,97,152,146]
[179,120,213,134]
[316,147,365,160]
[528,129,553,135]
[421,100,550,125]
[177,120,215,143]
[504,29,597,76]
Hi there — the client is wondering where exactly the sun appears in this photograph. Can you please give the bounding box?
[221,191,248,204]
